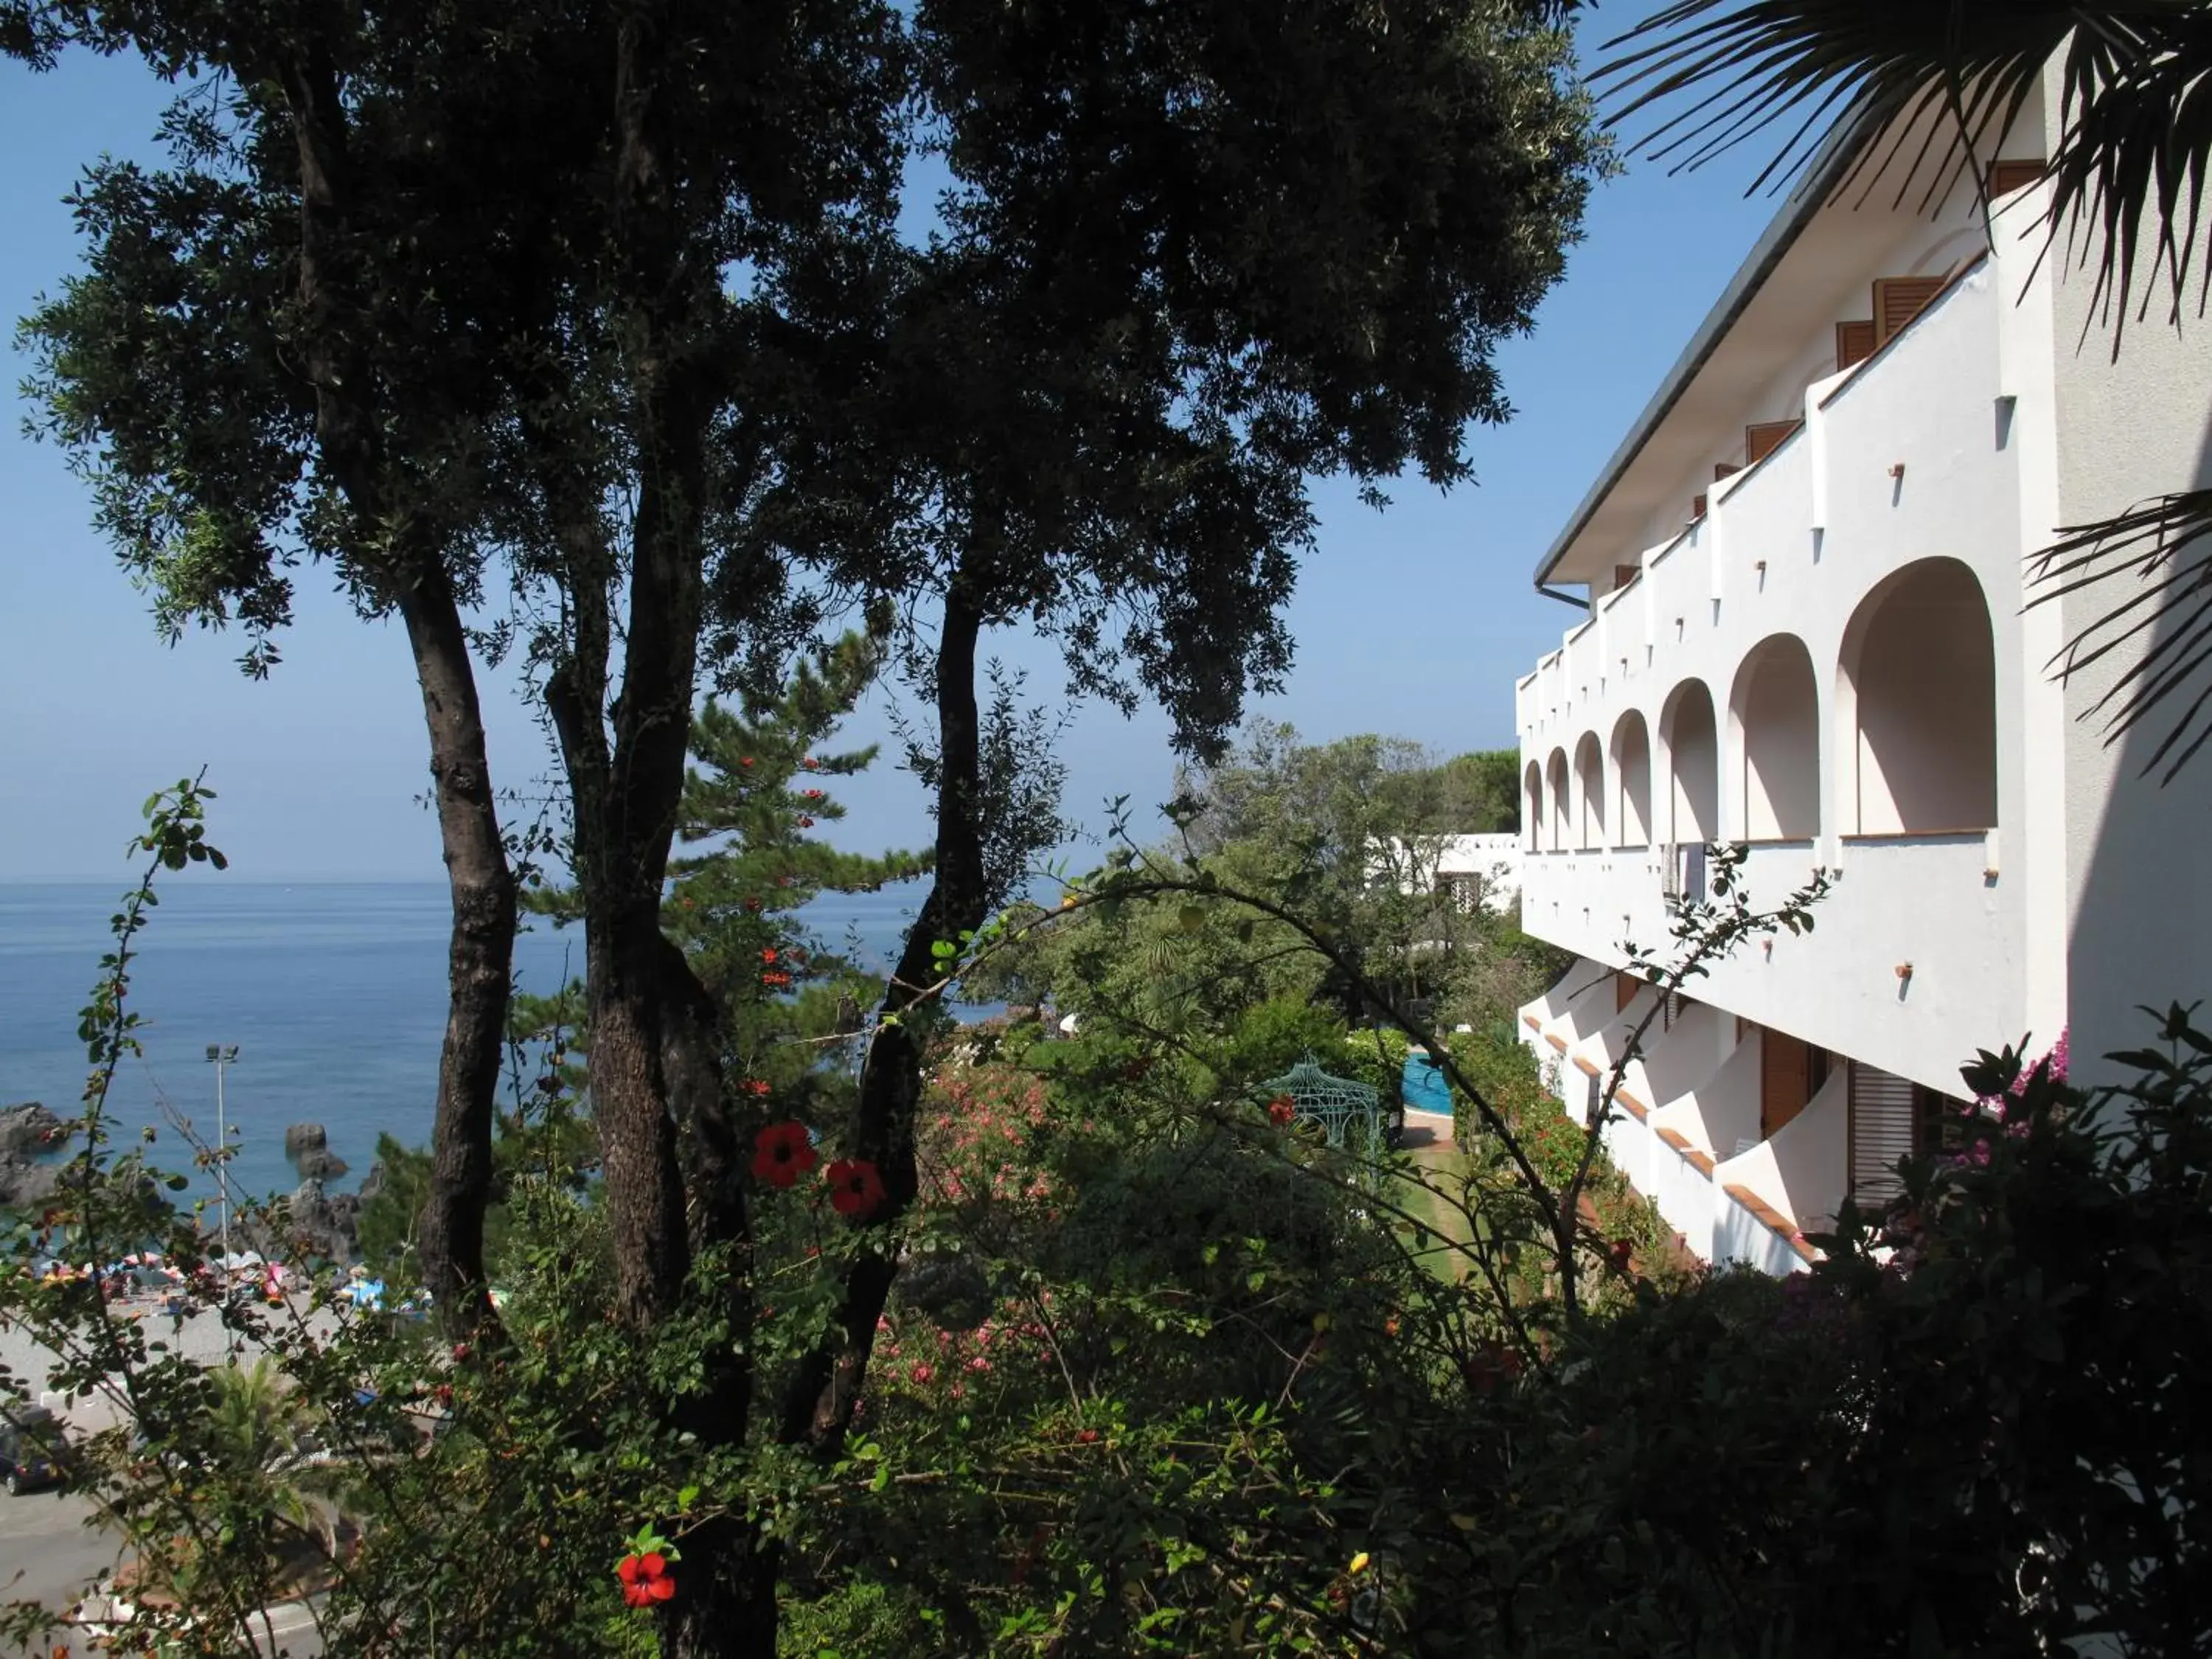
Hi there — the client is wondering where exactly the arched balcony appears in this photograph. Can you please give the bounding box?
[1660,680,1719,845]
[1523,759,1545,852]
[1731,634,1821,840]
[1837,557,1998,834]
[1545,747,1571,852]
[1611,709,1652,849]
[1573,731,1606,849]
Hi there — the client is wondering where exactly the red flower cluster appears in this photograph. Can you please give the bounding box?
[751,1121,818,1188]
[738,757,754,768]
[618,1552,675,1607]
[801,756,819,769]
[744,1077,771,1097]
[760,947,778,964]
[801,787,825,801]
[798,815,815,829]
[827,1158,887,1219]
[762,970,793,988]
[1267,1094,1296,1127]
[742,897,763,912]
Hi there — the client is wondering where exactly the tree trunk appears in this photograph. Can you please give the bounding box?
[275,46,515,1325]
[782,572,990,1448]
[400,571,518,1328]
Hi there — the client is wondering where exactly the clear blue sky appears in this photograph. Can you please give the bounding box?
[0,11,1778,881]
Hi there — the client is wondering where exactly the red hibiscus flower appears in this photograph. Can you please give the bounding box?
[739,757,754,768]
[745,1078,771,1097]
[617,1550,676,1607]
[827,1158,887,1220]
[742,897,762,912]
[802,756,818,769]
[802,787,824,800]
[1267,1095,1295,1127]
[760,948,778,964]
[798,815,815,829]
[751,1121,818,1188]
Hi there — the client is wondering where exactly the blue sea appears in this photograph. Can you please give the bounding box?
[0,880,941,1205]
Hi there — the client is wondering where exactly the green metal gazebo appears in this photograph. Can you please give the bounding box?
[1261,1054,1386,1152]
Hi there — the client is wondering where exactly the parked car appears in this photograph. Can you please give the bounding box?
[1,1404,71,1494]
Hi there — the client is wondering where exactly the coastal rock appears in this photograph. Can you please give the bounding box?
[295,1147,351,1181]
[0,1102,67,1155]
[284,1179,361,1262]
[283,1122,328,1158]
[356,1161,386,1204]
[0,1153,61,1208]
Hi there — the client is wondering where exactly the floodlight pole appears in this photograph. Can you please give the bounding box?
[204,1044,239,1259]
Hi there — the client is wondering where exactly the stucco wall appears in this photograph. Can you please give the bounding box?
[1518,262,2042,1097]
[2039,58,2212,1078]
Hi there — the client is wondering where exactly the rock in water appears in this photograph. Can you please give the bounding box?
[285,1180,360,1262]
[0,1153,61,1208]
[0,1102,66,1155]
[284,1122,329,1158]
[356,1161,386,1204]
[296,1147,351,1181]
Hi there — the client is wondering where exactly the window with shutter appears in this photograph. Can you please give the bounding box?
[1835,318,1876,370]
[1691,492,1708,519]
[1848,1062,1919,1203]
[1616,973,1639,1013]
[1713,462,1741,482]
[1872,275,1947,345]
[1613,563,1640,593]
[1745,420,1801,467]
[1988,159,2043,197]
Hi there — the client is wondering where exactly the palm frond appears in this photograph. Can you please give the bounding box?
[1593,1,2212,335]
[2028,487,2212,785]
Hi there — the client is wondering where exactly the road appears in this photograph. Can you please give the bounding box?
[0,1489,324,1657]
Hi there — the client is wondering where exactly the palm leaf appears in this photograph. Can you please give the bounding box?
[1593,1,2212,335]
[2027,487,2212,784]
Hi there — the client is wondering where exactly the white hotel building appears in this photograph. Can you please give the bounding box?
[1512,73,2212,1274]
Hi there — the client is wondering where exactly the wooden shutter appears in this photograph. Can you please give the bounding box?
[1616,973,1639,1013]
[1613,563,1641,593]
[1848,1062,1917,1203]
[1835,318,1877,370]
[1691,493,1708,519]
[1714,462,1742,482]
[1761,1030,1812,1138]
[1872,276,1947,345]
[1988,159,2043,197]
[1745,420,1801,467]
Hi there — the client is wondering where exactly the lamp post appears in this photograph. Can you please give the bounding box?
[204,1044,239,1259]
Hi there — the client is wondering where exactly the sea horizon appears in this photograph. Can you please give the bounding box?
[1,877,951,1207]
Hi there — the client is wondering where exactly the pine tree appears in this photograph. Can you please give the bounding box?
[510,629,928,1129]
[665,630,931,1123]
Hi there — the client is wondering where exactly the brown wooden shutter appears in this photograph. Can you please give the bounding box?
[1714,462,1742,482]
[1835,318,1877,370]
[1613,563,1640,593]
[1745,420,1802,467]
[1615,973,1637,1013]
[1872,276,1947,345]
[1761,1030,1812,1138]
[1691,493,1708,520]
[1988,159,2044,197]
[1848,1061,1916,1203]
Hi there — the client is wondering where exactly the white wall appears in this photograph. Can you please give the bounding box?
[1519,261,2040,1099]
[2038,58,2212,1079]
